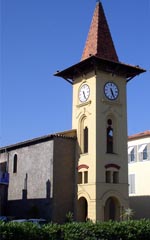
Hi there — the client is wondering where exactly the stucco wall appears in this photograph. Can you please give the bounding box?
[8,140,54,201]
[3,136,76,222]
[52,137,76,222]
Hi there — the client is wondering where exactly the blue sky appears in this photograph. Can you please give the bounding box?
[0,0,150,147]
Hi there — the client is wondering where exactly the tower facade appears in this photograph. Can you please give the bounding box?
[55,2,145,221]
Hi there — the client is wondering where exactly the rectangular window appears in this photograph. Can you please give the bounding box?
[130,148,135,162]
[78,172,82,184]
[106,171,111,183]
[138,144,147,161]
[129,174,135,194]
[128,146,135,163]
[84,171,88,183]
[113,171,119,183]
[143,146,147,160]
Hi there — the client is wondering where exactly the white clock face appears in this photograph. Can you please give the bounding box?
[104,82,119,100]
[79,84,90,102]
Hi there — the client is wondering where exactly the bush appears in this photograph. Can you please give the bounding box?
[1,219,150,240]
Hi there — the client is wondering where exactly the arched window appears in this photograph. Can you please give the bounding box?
[80,116,88,154]
[107,119,113,153]
[84,126,88,153]
[13,154,17,173]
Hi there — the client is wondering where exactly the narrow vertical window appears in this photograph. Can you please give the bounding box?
[84,126,88,153]
[84,171,88,183]
[113,171,119,183]
[130,148,135,162]
[143,146,147,160]
[107,119,113,153]
[13,154,17,173]
[129,174,135,194]
[78,172,82,184]
[106,171,111,183]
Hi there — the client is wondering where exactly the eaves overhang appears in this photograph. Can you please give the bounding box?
[54,56,146,84]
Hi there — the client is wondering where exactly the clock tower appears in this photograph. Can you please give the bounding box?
[55,2,145,221]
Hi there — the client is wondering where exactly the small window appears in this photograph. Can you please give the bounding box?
[129,174,135,194]
[107,119,113,153]
[128,146,135,162]
[106,171,111,183]
[143,146,147,160]
[84,171,88,183]
[78,172,82,184]
[138,144,147,161]
[113,171,119,183]
[130,148,135,162]
[83,127,88,153]
[13,154,18,173]
[78,171,88,184]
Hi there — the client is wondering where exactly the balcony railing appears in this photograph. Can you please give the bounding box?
[0,172,9,185]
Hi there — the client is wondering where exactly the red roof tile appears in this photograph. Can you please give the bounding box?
[81,1,119,62]
[128,131,150,140]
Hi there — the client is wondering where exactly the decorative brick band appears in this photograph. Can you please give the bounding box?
[77,164,89,171]
[105,164,120,170]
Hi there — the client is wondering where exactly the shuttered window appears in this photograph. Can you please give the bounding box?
[129,174,135,194]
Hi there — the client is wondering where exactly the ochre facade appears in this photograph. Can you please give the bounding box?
[72,68,129,221]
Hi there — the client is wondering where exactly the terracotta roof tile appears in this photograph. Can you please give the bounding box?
[128,131,150,140]
[81,2,119,62]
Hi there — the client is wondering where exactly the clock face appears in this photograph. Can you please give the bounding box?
[104,82,119,100]
[79,84,90,102]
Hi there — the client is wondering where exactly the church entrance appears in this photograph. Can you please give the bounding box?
[104,197,120,221]
[77,197,88,222]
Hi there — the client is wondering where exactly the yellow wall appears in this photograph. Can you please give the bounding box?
[72,68,129,221]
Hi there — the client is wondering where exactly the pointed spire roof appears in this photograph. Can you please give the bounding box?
[81,1,119,62]
[54,1,146,83]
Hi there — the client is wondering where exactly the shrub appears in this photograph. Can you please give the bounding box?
[1,219,150,240]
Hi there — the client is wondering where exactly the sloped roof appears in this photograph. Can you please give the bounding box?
[54,2,146,83]
[81,1,119,62]
[128,131,150,141]
[0,130,77,153]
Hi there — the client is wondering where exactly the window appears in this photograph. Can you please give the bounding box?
[80,116,88,154]
[106,171,111,183]
[105,170,119,183]
[128,146,135,162]
[13,154,17,173]
[129,174,135,194]
[138,144,147,161]
[84,127,88,153]
[113,171,119,183]
[143,146,147,160]
[78,172,82,184]
[84,171,88,183]
[130,148,135,162]
[78,171,88,184]
[107,119,113,153]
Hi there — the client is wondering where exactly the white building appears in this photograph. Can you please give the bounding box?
[128,131,150,219]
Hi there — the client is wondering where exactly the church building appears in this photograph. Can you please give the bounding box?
[0,2,145,223]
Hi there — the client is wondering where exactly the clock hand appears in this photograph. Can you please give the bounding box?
[110,88,115,98]
[83,91,86,99]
